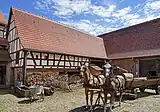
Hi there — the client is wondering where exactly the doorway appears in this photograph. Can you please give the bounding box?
[139,59,160,77]
[0,66,6,84]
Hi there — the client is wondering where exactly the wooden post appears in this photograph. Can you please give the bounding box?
[57,55,62,68]
[135,59,139,77]
[47,53,49,66]
[67,56,72,67]
[64,55,66,68]
[23,51,27,85]
[40,53,42,66]
[89,58,91,66]
[53,54,55,66]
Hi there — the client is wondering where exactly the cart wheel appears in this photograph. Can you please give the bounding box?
[139,87,145,93]
[155,86,160,95]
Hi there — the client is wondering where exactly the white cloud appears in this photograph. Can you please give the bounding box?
[54,8,73,17]
[34,0,160,35]
[61,19,120,36]
[62,20,105,35]
[91,5,116,17]
[112,7,131,17]
[34,1,50,11]
[35,0,116,18]
[143,0,160,15]
[145,0,160,11]
[35,0,90,17]
[121,14,140,25]
[104,18,112,22]
[53,0,91,16]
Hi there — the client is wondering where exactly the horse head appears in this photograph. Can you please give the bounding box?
[79,62,87,75]
[104,61,112,78]
[103,62,118,88]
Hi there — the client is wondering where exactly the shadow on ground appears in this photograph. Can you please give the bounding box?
[0,88,25,98]
[69,105,114,112]
[18,99,38,104]
[123,90,156,100]
[70,90,158,112]
[0,89,10,95]
[137,91,155,98]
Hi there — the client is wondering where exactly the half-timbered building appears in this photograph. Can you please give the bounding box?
[0,10,11,88]
[6,7,107,86]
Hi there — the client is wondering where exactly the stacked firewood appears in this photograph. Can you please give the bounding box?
[27,72,44,86]
[27,72,71,90]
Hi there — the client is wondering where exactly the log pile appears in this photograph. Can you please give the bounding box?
[26,72,73,90]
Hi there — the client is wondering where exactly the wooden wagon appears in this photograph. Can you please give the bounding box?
[122,73,160,98]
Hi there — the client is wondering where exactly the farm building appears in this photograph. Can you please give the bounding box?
[99,18,160,78]
[0,10,11,87]
[6,7,107,86]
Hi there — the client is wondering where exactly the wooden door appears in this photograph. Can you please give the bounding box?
[0,66,6,84]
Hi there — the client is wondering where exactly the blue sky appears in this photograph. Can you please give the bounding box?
[0,0,160,35]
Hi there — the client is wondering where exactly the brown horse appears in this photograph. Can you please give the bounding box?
[103,62,126,112]
[80,63,105,111]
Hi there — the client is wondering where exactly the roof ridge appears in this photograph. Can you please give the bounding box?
[99,17,160,37]
[12,7,102,39]
[0,10,7,25]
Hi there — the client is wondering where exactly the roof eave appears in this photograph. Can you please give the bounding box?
[24,48,108,60]
[108,54,160,60]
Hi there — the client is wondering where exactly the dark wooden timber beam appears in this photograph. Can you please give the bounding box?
[64,55,66,68]
[73,56,75,66]
[9,26,16,32]
[23,51,27,85]
[30,51,37,65]
[40,53,42,66]
[67,55,72,67]
[47,53,49,66]
[77,57,79,66]
[57,55,63,68]
[53,54,55,66]
[8,37,19,43]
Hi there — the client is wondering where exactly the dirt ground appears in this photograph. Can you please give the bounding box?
[0,88,160,112]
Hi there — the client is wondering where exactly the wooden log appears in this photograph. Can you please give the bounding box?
[26,71,79,90]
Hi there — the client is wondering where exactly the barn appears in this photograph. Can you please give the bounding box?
[0,10,11,88]
[6,7,107,86]
[99,18,160,78]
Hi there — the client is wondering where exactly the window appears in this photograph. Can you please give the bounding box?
[44,54,48,59]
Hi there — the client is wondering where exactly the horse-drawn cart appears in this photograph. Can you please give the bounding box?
[121,73,160,98]
[80,63,160,112]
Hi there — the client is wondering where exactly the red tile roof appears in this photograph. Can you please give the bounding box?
[11,7,107,59]
[0,11,7,25]
[99,18,160,59]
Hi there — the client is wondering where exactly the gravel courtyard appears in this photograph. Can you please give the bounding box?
[0,88,160,112]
